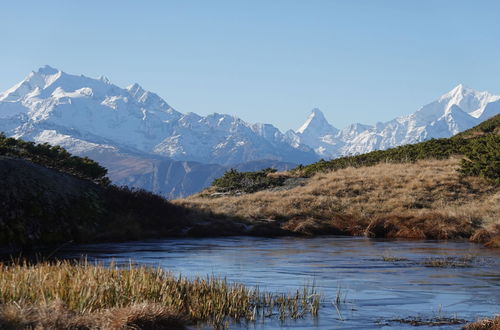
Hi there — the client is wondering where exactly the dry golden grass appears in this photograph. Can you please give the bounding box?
[0,261,320,329]
[463,316,500,330]
[0,301,186,330]
[176,158,500,243]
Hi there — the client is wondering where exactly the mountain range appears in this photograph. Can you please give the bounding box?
[288,84,500,157]
[1,66,498,197]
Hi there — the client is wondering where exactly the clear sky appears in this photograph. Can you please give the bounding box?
[1,0,499,131]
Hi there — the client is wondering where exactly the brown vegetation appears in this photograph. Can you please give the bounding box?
[177,158,500,244]
[389,316,466,326]
[0,261,320,329]
[463,316,500,330]
[0,302,186,330]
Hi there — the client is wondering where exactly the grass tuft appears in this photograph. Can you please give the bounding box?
[421,256,474,268]
[0,261,321,328]
[462,315,500,330]
[381,255,409,262]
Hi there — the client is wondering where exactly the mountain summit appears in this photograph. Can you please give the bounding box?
[296,108,337,135]
[290,84,500,157]
[0,66,317,165]
[290,108,341,156]
[1,67,499,196]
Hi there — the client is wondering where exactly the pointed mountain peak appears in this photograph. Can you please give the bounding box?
[310,107,324,116]
[442,84,478,100]
[307,108,328,121]
[451,83,470,93]
[296,108,337,135]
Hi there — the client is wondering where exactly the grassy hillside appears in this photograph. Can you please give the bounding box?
[1,115,498,249]
[207,114,500,192]
[178,116,500,246]
[455,114,500,138]
[291,114,500,180]
[0,133,109,184]
[0,136,254,250]
[0,155,193,249]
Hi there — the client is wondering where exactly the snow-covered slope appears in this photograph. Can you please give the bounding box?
[1,66,499,198]
[293,84,500,157]
[0,66,318,165]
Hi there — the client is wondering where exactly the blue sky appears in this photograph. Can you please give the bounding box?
[1,0,499,131]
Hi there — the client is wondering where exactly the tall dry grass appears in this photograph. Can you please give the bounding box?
[462,316,500,330]
[177,158,500,243]
[0,261,320,329]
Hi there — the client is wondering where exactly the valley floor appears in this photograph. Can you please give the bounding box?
[176,158,500,247]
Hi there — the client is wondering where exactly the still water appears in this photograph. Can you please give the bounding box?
[56,236,500,329]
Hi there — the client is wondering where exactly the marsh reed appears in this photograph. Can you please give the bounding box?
[0,260,320,329]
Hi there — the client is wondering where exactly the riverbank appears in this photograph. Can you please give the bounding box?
[463,316,500,329]
[1,154,498,252]
[176,158,500,246]
[0,261,319,329]
[19,236,499,329]
[1,116,498,250]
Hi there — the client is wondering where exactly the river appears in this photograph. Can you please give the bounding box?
[54,236,500,329]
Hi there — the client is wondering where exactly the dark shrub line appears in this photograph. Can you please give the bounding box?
[212,168,285,193]
[0,132,108,184]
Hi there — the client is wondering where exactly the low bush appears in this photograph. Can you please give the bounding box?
[291,115,500,178]
[212,168,286,193]
[292,137,470,177]
[459,134,500,184]
[0,132,108,184]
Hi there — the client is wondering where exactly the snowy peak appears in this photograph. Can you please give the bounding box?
[292,108,342,156]
[438,84,499,117]
[0,65,63,101]
[290,84,500,158]
[126,82,174,114]
[36,65,60,76]
[0,67,318,166]
[29,65,63,88]
[296,108,338,135]
[2,67,498,167]
[337,123,371,141]
[127,82,143,94]
[410,84,498,125]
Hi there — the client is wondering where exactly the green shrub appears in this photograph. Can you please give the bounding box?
[455,114,500,137]
[291,115,500,178]
[0,132,108,184]
[459,134,500,184]
[212,168,285,193]
[292,138,469,177]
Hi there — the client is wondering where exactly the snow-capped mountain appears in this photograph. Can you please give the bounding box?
[0,66,318,165]
[292,84,500,157]
[1,66,498,197]
[287,108,342,156]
